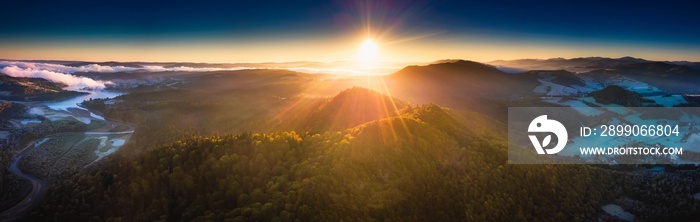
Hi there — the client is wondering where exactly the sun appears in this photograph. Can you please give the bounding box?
[358,38,379,63]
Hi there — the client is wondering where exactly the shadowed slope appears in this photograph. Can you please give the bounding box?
[382,60,538,117]
[305,87,408,131]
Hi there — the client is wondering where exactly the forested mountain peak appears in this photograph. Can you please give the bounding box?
[394,60,506,78]
[307,87,409,131]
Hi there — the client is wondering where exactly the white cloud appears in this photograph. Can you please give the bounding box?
[0,60,403,89]
[0,66,111,90]
[0,61,138,74]
[0,61,249,73]
[141,65,246,72]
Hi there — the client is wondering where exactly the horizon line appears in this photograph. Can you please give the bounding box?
[1,55,698,65]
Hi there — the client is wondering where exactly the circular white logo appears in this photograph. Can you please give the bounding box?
[528,115,568,154]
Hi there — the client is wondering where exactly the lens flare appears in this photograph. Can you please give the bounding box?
[358,39,379,63]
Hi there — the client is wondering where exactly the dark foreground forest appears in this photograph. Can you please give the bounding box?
[22,86,700,221]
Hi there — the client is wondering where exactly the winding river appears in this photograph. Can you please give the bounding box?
[0,90,132,221]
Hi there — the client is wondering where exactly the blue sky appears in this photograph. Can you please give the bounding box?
[1,0,698,62]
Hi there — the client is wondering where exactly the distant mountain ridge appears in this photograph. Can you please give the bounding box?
[582,62,700,93]
[386,59,538,97]
[4,56,697,73]
[488,56,700,73]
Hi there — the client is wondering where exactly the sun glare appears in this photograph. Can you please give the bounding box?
[358,39,379,63]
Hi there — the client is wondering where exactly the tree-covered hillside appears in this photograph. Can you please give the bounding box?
[304,87,408,131]
[17,85,700,222]
[589,85,654,107]
[30,90,634,221]
[0,74,86,101]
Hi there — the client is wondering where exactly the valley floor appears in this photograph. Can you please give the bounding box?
[0,100,134,221]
